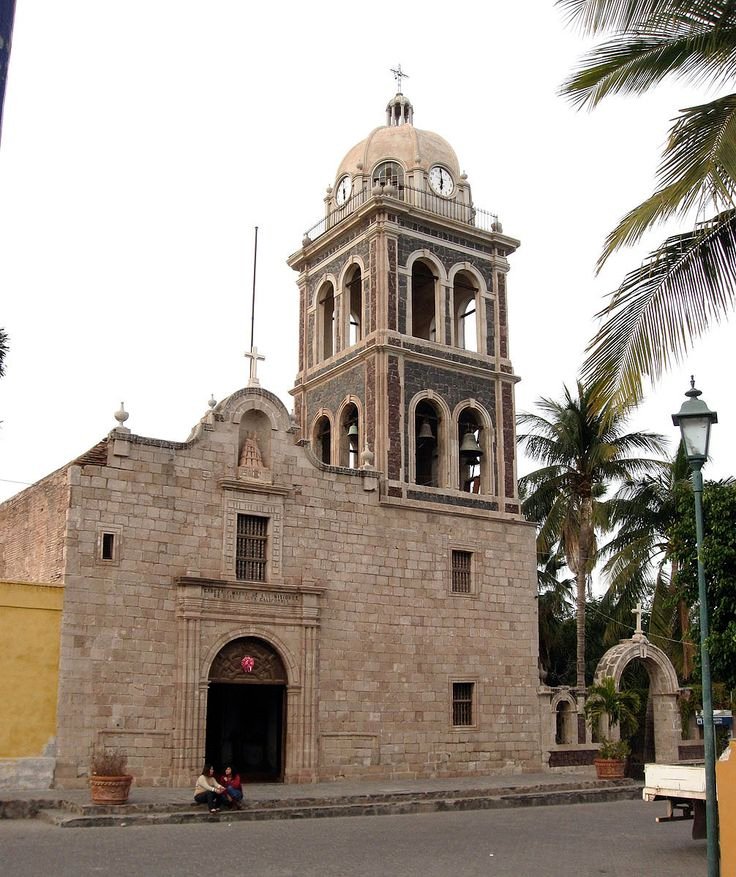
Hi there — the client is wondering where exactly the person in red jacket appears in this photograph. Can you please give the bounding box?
[218,765,243,809]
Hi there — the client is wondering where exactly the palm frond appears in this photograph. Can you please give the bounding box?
[598,95,736,265]
[556,0,723,35]
[561,30,736,109]
[583,209,736,406]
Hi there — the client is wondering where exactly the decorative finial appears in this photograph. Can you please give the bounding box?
[208,394,216,410]
[390,64,409,94]
[114,402,129,428]
[686,375,702,399]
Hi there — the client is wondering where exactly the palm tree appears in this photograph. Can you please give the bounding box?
[536,545,575,684]
[599,444,696,676]
[558,1,736,404]
[584,675,641,740]
[518,382,665,690]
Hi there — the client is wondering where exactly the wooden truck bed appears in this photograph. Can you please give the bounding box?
[643,762,707,839]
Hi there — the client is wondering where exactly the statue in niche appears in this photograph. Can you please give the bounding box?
[238,432,268,481]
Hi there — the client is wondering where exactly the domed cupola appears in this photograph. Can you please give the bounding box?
[329,89,469,215]
[386,91,414,126]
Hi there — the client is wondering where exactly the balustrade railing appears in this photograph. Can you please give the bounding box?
[303,183,499,243]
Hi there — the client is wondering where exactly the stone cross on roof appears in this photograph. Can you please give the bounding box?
[245,346,265,388]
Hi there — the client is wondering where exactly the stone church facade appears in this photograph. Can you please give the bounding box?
[0,90,543,787]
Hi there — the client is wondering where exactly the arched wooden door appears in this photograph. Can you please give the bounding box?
[206,637,288,782]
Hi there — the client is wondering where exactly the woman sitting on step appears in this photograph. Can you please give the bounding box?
[218,766,243,810]
[193,765,226,813]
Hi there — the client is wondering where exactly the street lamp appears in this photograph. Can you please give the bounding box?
[672,377,719,877]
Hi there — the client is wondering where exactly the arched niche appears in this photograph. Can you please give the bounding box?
[238,408,272,474]
[592,636,682,763]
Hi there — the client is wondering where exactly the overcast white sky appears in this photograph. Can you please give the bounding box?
[0,1,732,505]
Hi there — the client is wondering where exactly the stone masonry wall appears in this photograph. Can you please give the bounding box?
[52,390,541,785]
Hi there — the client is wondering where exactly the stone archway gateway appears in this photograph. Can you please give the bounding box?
[593,631,682,764]
[206,637,288,781]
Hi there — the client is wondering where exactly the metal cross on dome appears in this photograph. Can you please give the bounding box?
[390,64,409,94]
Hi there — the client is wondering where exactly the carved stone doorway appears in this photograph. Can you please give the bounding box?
[206,637,288,782]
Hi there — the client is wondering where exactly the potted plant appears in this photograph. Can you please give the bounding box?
[89,746,133,805]
[594,738,632,778]
[584,676,640,780]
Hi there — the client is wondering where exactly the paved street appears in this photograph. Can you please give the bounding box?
[0,799,704,876]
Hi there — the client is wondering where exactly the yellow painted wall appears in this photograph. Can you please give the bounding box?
[0,581,63,758]
[718,741,736,877]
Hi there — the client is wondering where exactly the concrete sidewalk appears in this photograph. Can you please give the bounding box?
[0,770,643,828]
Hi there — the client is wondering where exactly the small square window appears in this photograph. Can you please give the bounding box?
[97,527,121,564]
[451,550,472,594]
[452,682,474,727]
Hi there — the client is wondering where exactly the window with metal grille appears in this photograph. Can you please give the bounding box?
[452,682,474,726]
[236,514,268,582]
[451,550,472,593]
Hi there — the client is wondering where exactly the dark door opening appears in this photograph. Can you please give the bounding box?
[205,683,285,782]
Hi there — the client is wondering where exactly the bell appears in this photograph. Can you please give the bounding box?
[418,418,435,442]
[460,430,483,458]
[347,421,359,450]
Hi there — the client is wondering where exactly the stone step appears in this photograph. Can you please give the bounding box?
[7,779,632,819]
[34,783,642,828]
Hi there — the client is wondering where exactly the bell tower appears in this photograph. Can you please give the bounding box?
[288,89,523,516]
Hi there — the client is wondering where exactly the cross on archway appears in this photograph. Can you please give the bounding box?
[632,602,644,635]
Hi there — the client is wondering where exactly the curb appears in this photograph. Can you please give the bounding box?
[7,782,642,828]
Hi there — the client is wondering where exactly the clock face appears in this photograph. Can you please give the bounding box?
[428,165,455,197]
[335,175,352,205]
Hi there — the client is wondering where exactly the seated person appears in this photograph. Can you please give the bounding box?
[218,765,243,809]
[193,765,226,813]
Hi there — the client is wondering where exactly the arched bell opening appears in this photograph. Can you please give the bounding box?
[206,637,288,783]
[345,265,363,347]
[317,282,335,361]
[458,408,484,493]
[313,414,333,465]
[410,261,437,342]
[453,271,479,353]
[415,399,443,487]
[339,402,360,469]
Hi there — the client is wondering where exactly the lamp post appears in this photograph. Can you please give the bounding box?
[672,377,719,877]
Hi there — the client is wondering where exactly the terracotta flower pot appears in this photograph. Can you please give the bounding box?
[594,758,626,780]
[89,774,133,805]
